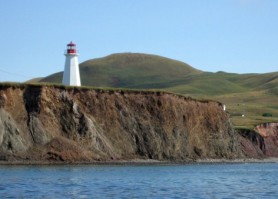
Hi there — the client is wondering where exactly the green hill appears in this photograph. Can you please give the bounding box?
[39,53,278,128]
[41,53,202,88]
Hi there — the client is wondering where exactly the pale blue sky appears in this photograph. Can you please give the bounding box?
[0,0,277,82]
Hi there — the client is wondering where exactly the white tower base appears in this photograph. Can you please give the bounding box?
[62,53,81,86]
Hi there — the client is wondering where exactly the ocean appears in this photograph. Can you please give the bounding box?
[0,163,277,198]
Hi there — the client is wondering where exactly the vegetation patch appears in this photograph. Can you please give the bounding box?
[262,113,273,117]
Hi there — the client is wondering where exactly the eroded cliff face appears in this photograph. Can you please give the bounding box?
[0,84,244,162]
[236,123,278,158]
[255,123,278,157]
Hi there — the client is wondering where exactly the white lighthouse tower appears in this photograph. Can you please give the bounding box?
[62,42,81,86]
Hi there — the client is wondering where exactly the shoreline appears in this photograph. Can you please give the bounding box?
[0,158,278,166]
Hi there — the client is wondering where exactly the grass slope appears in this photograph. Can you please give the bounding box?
[40,53,278,128]
[41,53,202,88]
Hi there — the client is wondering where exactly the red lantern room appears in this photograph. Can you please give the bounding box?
[66,41,77,54]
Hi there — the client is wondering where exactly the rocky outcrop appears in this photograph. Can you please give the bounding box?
[0,83,270,163]
[236,123,278,158]
[237,129,265,158]
[256,123,278,156]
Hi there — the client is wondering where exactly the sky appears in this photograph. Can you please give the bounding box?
[0,0,277,82]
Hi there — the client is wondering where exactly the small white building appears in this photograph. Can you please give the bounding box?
[62,42,81,86]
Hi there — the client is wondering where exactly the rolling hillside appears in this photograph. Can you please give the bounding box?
[40,53,278,128]
[41,53,202,88]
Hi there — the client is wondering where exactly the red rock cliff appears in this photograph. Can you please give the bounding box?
[0,84,247,163]
[256,123,278,157]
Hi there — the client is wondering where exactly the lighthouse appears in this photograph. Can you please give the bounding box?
[62,42,81,86]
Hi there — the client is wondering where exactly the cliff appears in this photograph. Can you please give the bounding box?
[0,84,276,163]
[236,123,278,158]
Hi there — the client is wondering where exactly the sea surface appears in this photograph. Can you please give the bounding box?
[0,163,277,198]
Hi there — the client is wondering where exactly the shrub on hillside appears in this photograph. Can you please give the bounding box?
[262,113,272,117]
[230,112,244,117]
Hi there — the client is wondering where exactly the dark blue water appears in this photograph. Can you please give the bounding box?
[0,163,277,198]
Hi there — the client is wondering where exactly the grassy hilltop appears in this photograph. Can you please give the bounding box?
[40,53,278,129]
[41,53,202,88]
